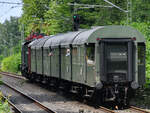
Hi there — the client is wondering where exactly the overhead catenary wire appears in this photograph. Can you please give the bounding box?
[103,0,128,13]
[0,1,22,5]
[67,3,113,8]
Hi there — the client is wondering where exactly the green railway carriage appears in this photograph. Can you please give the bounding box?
[21,39,40,76]
[28,36,53,76]
[22,25,146,106]
[35,37,51,75]
[28,38,42,74]
[43,32,82,81]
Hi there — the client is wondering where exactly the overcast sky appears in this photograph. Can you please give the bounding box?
[0,0,23,23]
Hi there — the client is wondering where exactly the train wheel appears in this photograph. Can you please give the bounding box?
[91,89,103,106]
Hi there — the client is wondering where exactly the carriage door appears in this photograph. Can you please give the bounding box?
[100,39,133,83]
[138,43,146,85]
[28,47,31,72]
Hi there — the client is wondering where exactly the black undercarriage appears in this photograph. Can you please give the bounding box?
[22,70,135,109]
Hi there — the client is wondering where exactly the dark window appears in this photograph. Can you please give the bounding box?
[86,43,95,65]
[138,43,145,65]
[72,47,77,63]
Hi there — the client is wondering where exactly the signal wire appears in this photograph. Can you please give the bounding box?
[0,1,22,5]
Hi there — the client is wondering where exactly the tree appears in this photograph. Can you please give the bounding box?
[20,0,50,36]
[44,0,72,34]
[0,17,21,57]
[132,0,150,22]
[20,0,129,35]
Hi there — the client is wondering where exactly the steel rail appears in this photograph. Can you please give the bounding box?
[3,81,57,113]
[1,71,117,113]
[130,106,150,113]
[2,95,22,113]
[99,106,116,113]
[0,71,26,80]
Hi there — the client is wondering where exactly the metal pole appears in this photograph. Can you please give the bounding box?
[127,0,129,25]
[21,23,24,45]
[127,0,132,24]
[10,38,13,55]
[40,18,43,33]
[129,0,132,23]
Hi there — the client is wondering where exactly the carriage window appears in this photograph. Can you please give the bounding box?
[86,43,95,65]
[44,49,48,57]
[72,47,77,62]
[61,48,66,55]
[138,43,145,65]
[72,47,77,55]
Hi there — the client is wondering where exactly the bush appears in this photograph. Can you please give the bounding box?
[0,55,4,63]
[0,92,11,113]
[1,53,21,73]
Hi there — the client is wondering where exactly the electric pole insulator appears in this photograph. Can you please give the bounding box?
[73,14,80,31]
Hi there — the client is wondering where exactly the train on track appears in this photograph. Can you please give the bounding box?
[21,25,146,107]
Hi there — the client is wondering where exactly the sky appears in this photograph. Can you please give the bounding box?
[0,0,23,23]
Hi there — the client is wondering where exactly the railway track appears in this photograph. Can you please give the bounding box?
[129,106,150,113]
[0,71,117,113]
[0,71,25,80]
[2,81,56,113]
[1,71,150,113]
[2,95,22,113]
[99,106,116,113]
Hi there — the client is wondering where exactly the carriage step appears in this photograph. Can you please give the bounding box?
[49,83,54,86]
[88,90,94,93]
[84,94,91,98]
[59,86,64,89]
[70,89,78,93]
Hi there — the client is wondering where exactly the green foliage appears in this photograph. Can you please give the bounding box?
[19,0,150,36]
[0,55,4,63]
[1,53,21,73]
[132,0,150,22]
[20,0,129,35]
[0,17,21,57]
[20,0,50,36]
[0,92,11,113]
[12,44,21,55]
[0,101,11,113]
[44,1,72,34]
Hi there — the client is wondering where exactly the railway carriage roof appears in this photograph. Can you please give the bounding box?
[43,31,82,47]
[29,36,52,49]
[28,39,41,49]
[30,25,145,49]
[72,25,145,44]
[35,36,53,49]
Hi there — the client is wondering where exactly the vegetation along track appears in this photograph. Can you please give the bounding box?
[2,95,22,113]
[2,80,56,113]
